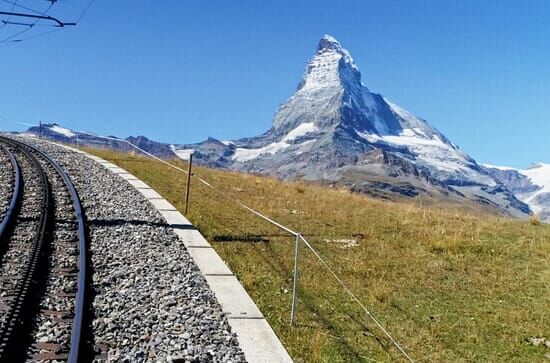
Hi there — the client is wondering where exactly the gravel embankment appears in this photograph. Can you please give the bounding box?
[20,137,245,362]
[0,145,15,223]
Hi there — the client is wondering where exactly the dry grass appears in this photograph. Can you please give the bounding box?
[86,147,550,362]
[531,214,541,226]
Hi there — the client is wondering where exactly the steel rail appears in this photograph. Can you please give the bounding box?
[0,143,22,244]
[0,137,52,360]
[26,142,88,363]
[1,136,88,362]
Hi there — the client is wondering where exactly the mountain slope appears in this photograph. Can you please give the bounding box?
[484,163,550,221]
[88,146,550,362]
[175,35,530,218]
[19,36,532,219]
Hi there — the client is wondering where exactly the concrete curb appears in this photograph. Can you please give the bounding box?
[59,145,293,363]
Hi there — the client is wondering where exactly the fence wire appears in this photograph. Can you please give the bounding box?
[15,124,415,362]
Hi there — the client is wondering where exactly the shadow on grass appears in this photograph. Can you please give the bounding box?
[213,234,270,242]
[226,237,397,361]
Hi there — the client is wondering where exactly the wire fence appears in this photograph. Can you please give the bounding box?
[10,124,415,362]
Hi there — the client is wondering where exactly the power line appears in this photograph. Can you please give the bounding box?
[0,22,31,42]
[2,19,34,27]
[0,0,17,28]
[0,3,55,43]
[1,0,43,16]
[0,9,75,28]
[76,0,95,23]
[0,0,96,44]
[10,27,61,43]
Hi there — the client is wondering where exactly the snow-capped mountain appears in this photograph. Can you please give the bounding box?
[484,163,550,221]
[174,35,530,218]
[22,123,175,157]
[20,36,532,219]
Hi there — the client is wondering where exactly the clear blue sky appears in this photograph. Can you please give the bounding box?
[1,1,548,168]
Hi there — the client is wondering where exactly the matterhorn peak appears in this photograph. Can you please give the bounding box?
[317,34,342,52]
[315,34,358,71]
[294,35,361,95]
[173,35,532,220]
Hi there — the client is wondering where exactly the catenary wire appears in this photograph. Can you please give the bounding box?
[75,0,95,23]
[1,0,43,15]
[0,2,53,43]
[0,0,18,28]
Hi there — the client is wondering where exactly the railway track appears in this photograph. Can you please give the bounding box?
[0,143,22,244]
[0,136,89,362]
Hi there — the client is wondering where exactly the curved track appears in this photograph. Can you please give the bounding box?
[0,136,88,362]
[0,144,22,244]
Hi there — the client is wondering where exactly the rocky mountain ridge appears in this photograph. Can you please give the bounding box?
[18,35,536,219]
[172,35,530,218]
[484,163,550,222]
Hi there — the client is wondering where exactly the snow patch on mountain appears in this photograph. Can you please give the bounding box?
[357,125,493,185]
[384,100,426,132]
[283,122,318,141]
[170,145,194,160]
[232,123,318,162]
[482,163,516,171]
[297,48,343,93]
[522,163,550,212]
[522,163,550,190]
[484,162,550,221]
[49,124,75,137]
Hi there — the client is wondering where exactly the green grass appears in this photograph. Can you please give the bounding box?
[87,148,550,362]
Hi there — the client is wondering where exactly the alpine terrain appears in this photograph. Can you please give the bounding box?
[173,35,530,218]
[22,36,533,219]
[484,163,550,222]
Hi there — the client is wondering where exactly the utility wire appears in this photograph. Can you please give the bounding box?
[0,0,17,28]
[1,0,43,15]
[0,22,31,42]
[10,27,61,42]
[0,0,94,44]
[76,0,95,23]
[0,2,53,43]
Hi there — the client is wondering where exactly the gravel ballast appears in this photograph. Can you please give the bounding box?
[27,150,81,361]
[0,142,44,327]
[17,137,245,362]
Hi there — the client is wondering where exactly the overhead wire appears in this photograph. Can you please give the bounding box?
[75,0,95,23]
[0,1,53,43]
[9,26,61,42]
[0,0,96,44]
[0,0,17,28]
[1,0,43,15]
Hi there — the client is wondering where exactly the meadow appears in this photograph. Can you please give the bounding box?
[87,148,550,362]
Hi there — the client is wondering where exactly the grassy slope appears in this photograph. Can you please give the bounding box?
[87,148,549,362]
